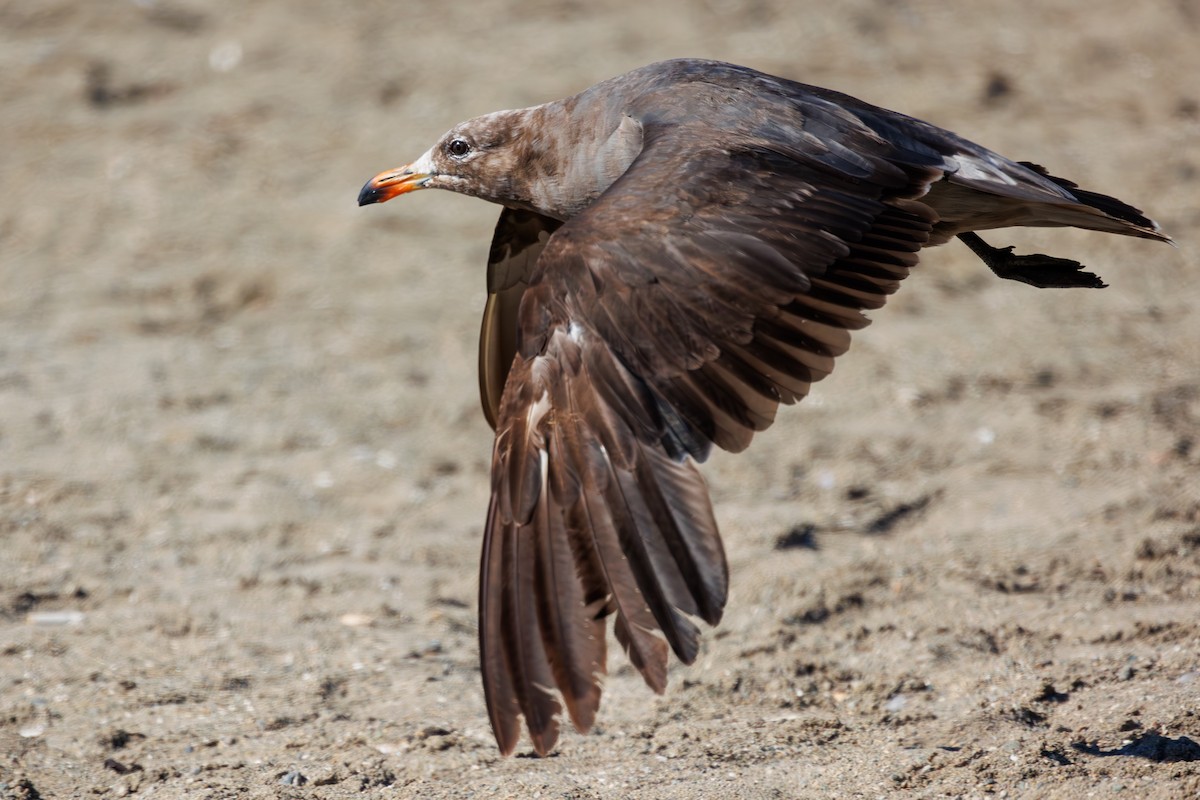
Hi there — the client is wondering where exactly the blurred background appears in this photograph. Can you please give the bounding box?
[2,1,1198,796]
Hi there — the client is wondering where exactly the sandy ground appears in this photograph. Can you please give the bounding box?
[3,1,1200,797]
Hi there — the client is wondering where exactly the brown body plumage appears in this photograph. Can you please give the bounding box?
[357,59,1169,756]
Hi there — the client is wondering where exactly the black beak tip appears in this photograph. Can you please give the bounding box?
[357,181,381,207]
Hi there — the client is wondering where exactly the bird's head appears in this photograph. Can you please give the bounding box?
[358,103,643,220]
[357,109,541,209]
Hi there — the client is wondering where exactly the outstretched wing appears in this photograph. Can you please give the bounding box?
[480,122,942,755]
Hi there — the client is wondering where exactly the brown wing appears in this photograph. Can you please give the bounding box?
[480,125,942,755]
[479,208,563,429]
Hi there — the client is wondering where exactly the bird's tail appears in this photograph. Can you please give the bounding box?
[1016,161,1171,243]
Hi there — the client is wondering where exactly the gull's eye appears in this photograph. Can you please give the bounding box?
[446,138,472,158]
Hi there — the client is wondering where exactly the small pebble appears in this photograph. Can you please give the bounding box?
[27,610,84,626]
[279,770,307,786]
[18,723,45,738]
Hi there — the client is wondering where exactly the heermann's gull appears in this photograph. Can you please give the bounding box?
[357,59,1169,756]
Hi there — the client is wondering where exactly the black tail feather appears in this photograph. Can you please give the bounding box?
[1017,161,1166,239]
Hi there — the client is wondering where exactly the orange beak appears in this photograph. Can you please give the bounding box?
[357,166,432,206]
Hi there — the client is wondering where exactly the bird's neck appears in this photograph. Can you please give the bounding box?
[511,100,645,221]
